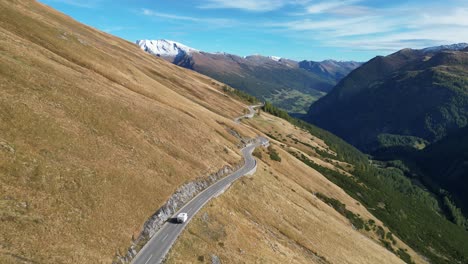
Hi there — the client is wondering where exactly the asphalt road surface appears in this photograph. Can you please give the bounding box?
[132,107,268,264]
[234,104,263,123]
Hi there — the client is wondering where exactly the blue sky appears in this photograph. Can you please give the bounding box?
[39,0,468,61]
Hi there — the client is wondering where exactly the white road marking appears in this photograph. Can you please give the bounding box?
[144,255,153,264]
[131,106,267,264]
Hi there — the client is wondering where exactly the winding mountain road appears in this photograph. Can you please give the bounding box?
[234,103,263,123]
[131,106,268,264]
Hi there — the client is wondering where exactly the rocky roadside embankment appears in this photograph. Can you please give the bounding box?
[114,162,243,263]
[115,106,261,264]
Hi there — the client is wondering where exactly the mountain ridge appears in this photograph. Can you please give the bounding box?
[136,39,362,113]
[0,2,260,262]
[136,39,198,57]
[307,45,468,152]
[3,2,468,263]
[421,43,468,53]
[0,3,425,263]
[136,38,361,68]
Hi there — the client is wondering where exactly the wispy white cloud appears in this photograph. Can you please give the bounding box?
[328,5,372,16]
[141,9,237,27]
[199,0,284,11]
[336,26,468,51]
[267,15,401,38]
[415,8,468,27]
[305,0,362,14]
[198,0,309,12]
[265,3,468,52]
[142,9,200,22]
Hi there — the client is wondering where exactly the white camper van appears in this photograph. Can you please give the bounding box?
[176,212,188,223]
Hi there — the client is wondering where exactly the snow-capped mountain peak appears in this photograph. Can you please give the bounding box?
[268,56,282,62]
[421,43,468,53]
[136,39,198,57]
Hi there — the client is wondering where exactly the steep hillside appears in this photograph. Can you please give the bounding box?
[369,125,468,230]
[0,1,406,263]
[248,109,468,264]
[415,126,468,217]
[307,47,468,152]
[167,112,421,264]
[0,1,256,263]
[137,39,361,113]
[2,1,467,264]
[190,53,332,113]
[166,108,468,264]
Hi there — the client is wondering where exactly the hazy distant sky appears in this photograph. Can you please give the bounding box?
[39,0,468,61]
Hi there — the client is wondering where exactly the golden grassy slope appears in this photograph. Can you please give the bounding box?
[0,0,255,263]
[167,113,427,264]
[0,1,425,263]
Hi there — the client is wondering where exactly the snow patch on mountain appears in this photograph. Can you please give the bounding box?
[422,43,468,53]
[268,56,281,62]
[136,39,198,57]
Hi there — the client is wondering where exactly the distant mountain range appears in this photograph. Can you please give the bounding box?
[306,43,468,152]
[421,43,468,53]
[137,39,361,113]
[306,43,468,224]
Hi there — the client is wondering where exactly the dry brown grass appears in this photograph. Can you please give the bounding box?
[246,114,336,156]
[0,1,426,263]
[167,112,427,264]
[167,160,402,264]
[246,113,352,174]
[0,0,255,263]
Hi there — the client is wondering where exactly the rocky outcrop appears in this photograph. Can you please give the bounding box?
[141,165,239,239]
[114,163,242,264]
[115,107,263,264]
[0,140,15,154]
[227,128,256,148]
